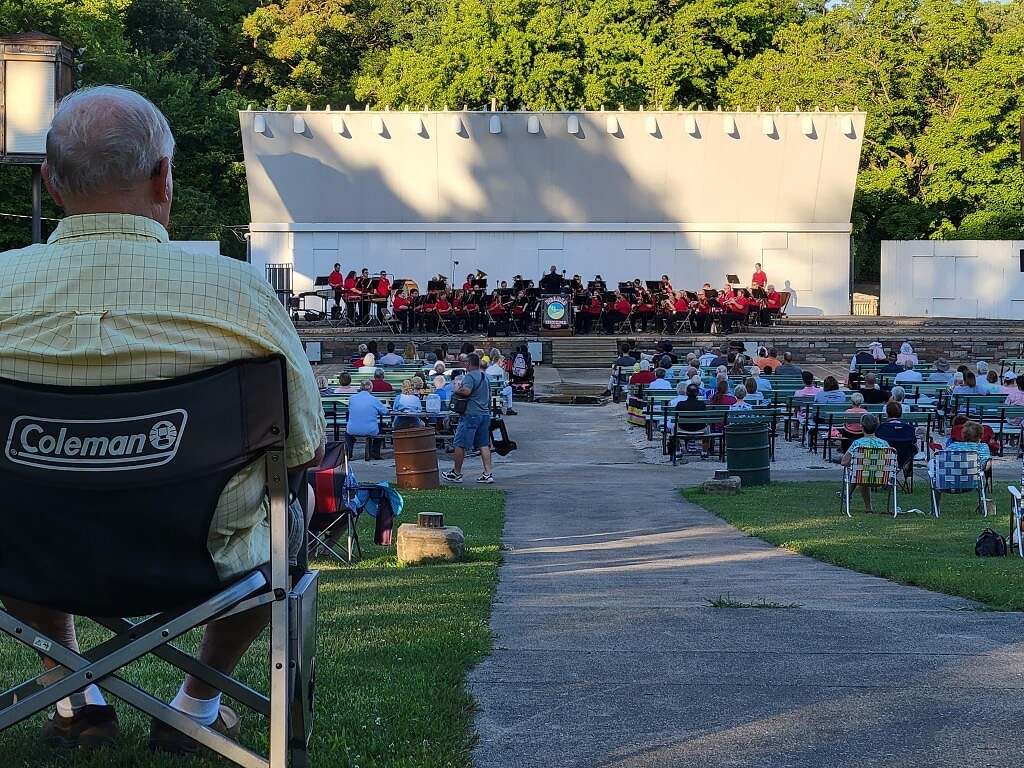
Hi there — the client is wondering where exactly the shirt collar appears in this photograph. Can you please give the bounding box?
[48,214,170,245]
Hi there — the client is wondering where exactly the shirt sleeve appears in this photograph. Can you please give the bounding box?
[257,286,326,467]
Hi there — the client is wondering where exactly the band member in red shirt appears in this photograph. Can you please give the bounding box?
[328,262,343,306]
[603,291,633,334]
[462,274,475,292]
[693,284,714,333]
[721,289,748,334]
[463,290,481,333]
[634,286,656,332]
[760,283,783,326]
[343,269,360,321]
[488,290,508,334]
[375,270,390,298]
[392,287,412,332]
[751,262,768,289]
[414,289,433,332]
[579,291,603,334]
[435,290,454,331]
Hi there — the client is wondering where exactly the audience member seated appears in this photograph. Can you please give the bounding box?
[953,370,989,397]
[754,367,773,392]
[753,347,779,371]
[346,381,387,459]
[896,341,918,366]
[894,361,923,383]
[334,371,359,393]
[929,419,992,490]
[814,376,846,404]
[775,352,802,378]
[1004,372,1024,406]
[889,385,906,409]
[351,343,369,365]
[370,368,394,393]
[839,391,867,453]
[850,342,886,373]
[795,370,821,397]
[983,370,1002,394]
[879,351,901,374]
[648,369,673,390]
[743,376,765,405]
[358,353,377,373]
[630,360,657,386]
[0,85,327,751]
[378,342,404,366]
[708,378,737,407]
[605,343,638,395]
[858,373,890,404]
[731,384,752,410]
[393,379,425,429]
[927,358,953,383]
[840,414,890,513]
[876,401,917,471]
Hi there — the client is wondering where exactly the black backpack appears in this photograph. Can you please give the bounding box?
[975,528,1007,557]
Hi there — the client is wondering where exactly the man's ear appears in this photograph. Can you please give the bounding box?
[40,162,65,209]
[150,157,172,203]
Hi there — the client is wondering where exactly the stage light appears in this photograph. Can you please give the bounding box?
[489,114,501,134]
[606,115,619,134]
[254,114,267,134]
[527,115,540,134]
[567,114,580,135]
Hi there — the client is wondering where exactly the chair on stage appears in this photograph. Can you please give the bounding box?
[0,356,317,767]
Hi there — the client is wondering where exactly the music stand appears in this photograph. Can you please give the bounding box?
[314,276,330,287]
[472,278,488,290]
[645,280,660,291]
[427,279,446,292]
[726,274,740,286]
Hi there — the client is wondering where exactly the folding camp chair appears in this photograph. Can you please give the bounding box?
[0,356,316,767]
[928,449,988,518]
[309,448,363,563]
[841,445,898,517]
[1009,485,1024,558]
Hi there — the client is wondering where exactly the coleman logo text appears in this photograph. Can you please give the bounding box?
[4,410,188,472]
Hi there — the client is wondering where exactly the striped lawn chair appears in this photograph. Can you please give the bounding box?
[841,445,898,518]
[927,449,988,518]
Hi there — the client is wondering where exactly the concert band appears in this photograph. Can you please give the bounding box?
[299,263,783,335]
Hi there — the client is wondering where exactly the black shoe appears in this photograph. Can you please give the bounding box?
[42,705,119,750]
[149,705,240,755]
[505,409,518,416]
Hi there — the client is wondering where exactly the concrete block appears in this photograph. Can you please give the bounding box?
[701,477,741,495]
[397,523,465,564]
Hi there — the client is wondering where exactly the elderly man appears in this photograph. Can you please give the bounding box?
[0,87,325,752]
[774,351,802,378]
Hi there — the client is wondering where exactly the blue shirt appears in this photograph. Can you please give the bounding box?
[814,389,847,404]
[849,436,889,452]
[944,441,991,466]
[347,390,388,436]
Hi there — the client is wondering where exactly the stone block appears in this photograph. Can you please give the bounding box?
[397,523,465,564]
[701,477,741,495]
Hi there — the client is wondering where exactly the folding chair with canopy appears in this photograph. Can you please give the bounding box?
[841,445,898,517]
[0,356,317,767]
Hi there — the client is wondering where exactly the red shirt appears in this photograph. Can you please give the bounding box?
[489,300,505,315]
[328,270,343,287]
[673,298,689,312]
[376,278,390,298]
[370,379,393,393]
[393,295,409,311]
[613,299,631,315]
[343,276,358,296]
[587,298,603,315]
[752,271,768,287]
[766,291,782,310]
[629,371,656,385]
[436,299,451,313]
[462,281,474,291]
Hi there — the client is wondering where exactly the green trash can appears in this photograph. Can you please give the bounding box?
[726,420,770,486]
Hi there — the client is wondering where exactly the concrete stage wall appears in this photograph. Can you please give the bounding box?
[242,109,865,315]
[881,240,1024,319]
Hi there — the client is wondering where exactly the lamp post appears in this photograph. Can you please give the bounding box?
[0,32,75,243]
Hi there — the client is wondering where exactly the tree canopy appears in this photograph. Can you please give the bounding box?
[0,0,1020,276]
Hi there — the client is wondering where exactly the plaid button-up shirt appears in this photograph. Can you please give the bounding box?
[0,213,325,579]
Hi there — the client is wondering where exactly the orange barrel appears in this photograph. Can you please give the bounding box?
[393,426,440,489]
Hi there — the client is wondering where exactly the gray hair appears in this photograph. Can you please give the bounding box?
[360,380,373,392]
[46,86,175,197]
[373,368,385,378]
[890,385,906,402]
[850,391,864,407]
[734,384,747,400]
[676,381,687,394]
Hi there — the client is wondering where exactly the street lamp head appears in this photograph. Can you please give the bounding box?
[0,32,75,163]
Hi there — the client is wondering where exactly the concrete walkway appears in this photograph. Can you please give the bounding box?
[466,399,1024,768]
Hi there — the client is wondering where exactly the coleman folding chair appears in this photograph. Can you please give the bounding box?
[841,445,898,517]
[309,447,363,563]
[0,356,317,767]
[927,449,988,518]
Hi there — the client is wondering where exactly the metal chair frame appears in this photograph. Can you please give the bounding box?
[841,445,898,518]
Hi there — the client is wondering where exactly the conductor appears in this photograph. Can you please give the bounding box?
[539,265,563,293]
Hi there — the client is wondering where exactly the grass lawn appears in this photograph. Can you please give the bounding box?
[0,488,504,768]
[683,481,1024,611]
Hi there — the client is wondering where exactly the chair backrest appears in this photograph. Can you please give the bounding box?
[0,357,288,616]
[931,450,981,491]
[848,446,896,487]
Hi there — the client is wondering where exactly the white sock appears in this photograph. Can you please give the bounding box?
[170,686,221,726]
[56,685,106,718]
